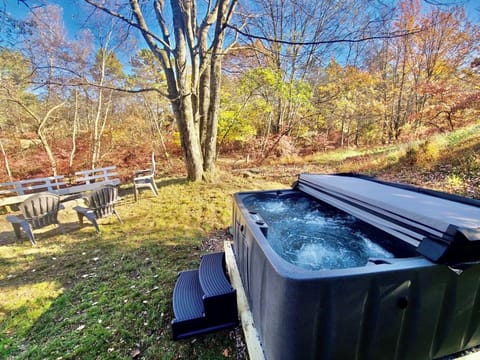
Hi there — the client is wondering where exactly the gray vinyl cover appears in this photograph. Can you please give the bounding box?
[297,174,480,263]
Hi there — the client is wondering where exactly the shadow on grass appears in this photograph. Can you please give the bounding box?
[118,177,188,202]
[0,219,95,247]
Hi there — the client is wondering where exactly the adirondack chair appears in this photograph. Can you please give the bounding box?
[6,192,64,245]
[73,185,122,234]
[133,152,159,201]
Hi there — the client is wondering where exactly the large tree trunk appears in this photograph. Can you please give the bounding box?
[127,0,237,181]
[203,56,222,179]
[170,0,204,181]
[199,70,211,151]
[171,97,204,181]
[203,0,234,179]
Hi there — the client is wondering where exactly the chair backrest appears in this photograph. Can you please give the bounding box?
[20,193,61,230]
[85,185,119,219]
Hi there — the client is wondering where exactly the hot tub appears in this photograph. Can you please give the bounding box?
[232,174,480,360]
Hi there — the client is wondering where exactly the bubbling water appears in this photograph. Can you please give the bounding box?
[244,194,394,270]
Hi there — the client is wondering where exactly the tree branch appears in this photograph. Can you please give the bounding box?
[30,79,174,99]
[225,24,427,45]
[83,0,173,52]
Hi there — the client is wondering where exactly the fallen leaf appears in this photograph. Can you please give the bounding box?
[223,348,230,357]
[131,348,141,358]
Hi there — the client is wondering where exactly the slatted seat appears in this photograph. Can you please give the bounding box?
[6,192,64,245]
[73,185,122,234]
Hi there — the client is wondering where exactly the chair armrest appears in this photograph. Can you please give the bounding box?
[73,205,90,215]
[6,214,26,224]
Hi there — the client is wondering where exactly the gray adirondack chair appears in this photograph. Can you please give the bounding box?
[73,185,122,233]
[133,152,159,201]
[6,192,64,245]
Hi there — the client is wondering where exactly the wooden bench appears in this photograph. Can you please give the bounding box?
[0,167,121,207]
[0,176,66,207]
[53,166,121,197]
[74,166,120,186]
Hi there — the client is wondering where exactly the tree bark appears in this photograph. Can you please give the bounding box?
[171,0,204,181]
[203,57,222,179]
[203,0,234,179]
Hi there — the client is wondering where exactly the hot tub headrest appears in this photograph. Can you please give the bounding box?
[418,226,480,263]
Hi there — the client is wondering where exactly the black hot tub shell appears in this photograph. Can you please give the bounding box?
[232,173,480,360]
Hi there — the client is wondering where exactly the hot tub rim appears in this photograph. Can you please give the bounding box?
[234,190,437,281]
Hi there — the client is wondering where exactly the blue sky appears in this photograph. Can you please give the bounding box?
[5,1,86,39]
[4,0,480,49]
[463,0,479,21]
[6,0,480,29]
[466,0,480,22]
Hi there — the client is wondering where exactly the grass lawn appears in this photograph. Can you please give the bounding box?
[0,173,287,360]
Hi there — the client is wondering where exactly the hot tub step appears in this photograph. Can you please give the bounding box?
[171,252,238,340]
[199,252,238,326]
[172,270,204,321]
[200,252,234,296]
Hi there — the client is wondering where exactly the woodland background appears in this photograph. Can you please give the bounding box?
[0,0,479,182]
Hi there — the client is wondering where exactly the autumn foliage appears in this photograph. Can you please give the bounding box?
[0,1,479,182]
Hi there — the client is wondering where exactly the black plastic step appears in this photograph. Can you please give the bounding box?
[199,252,234,297]
[171,252,239,340]
[172,270,204,321]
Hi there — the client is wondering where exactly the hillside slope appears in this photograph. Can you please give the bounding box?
[229,123,480,200]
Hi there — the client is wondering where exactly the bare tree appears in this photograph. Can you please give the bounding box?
[80,11,130,168]
[84,0,238,181]
[0,5,72,177]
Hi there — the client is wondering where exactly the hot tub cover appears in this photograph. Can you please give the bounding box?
[295,173,480,264]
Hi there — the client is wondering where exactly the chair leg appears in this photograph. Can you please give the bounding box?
[20,222,36,246]
[151,180,159,196]
[82,212,100,234]
[57,222,65,235]
[76,212,85,226]
[113,209,123,224]
[11,222,23,240]
[74,207,100,234]
[134,186,139,202]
